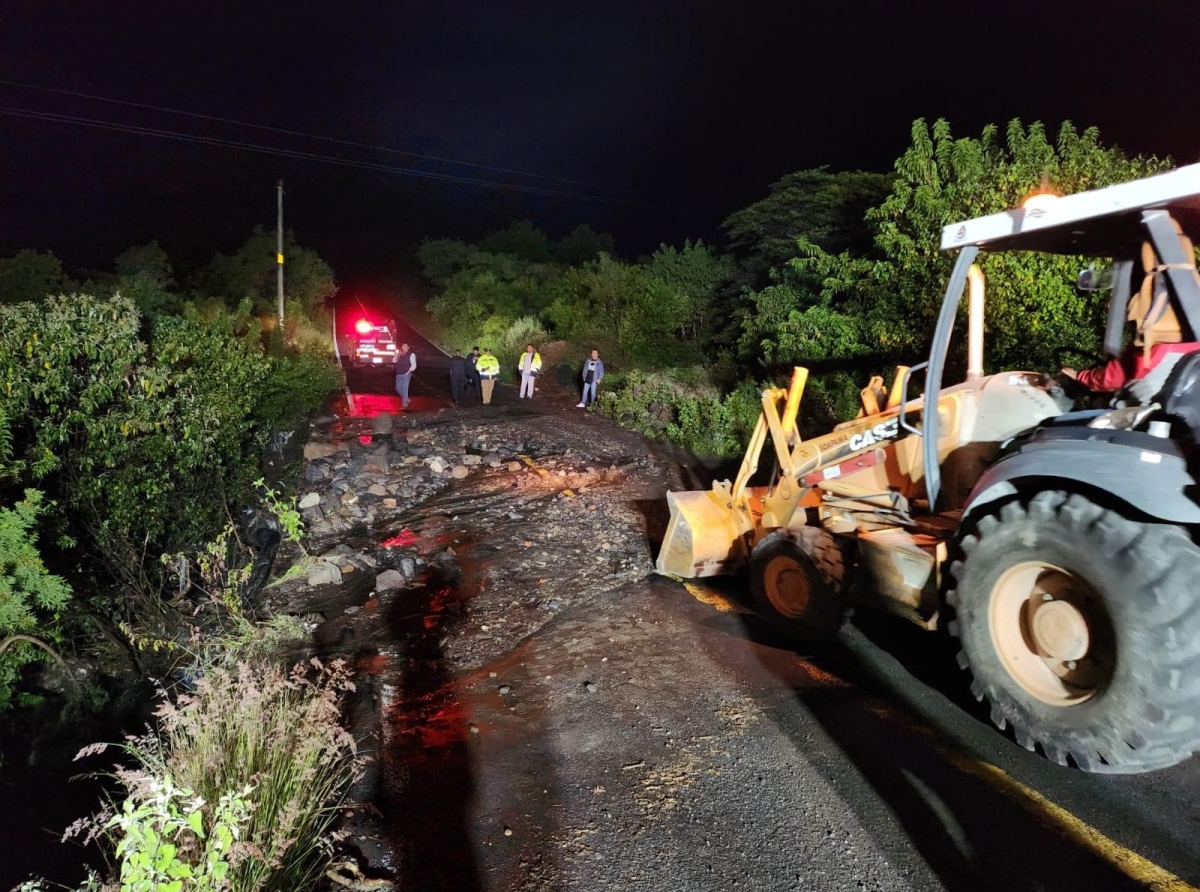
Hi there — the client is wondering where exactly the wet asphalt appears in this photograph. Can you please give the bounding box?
[325,321,1200,892]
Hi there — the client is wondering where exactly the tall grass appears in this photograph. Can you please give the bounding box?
[103,659,358,892]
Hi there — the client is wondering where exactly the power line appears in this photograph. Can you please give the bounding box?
[0,77,639,196]
[0,105,653,207]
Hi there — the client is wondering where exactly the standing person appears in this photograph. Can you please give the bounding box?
[449,349,468,407]
[467,346,482,397]
[517,343,542,400]
[577,348,605,408]
[476,347,500,404]
[393,342,416,410]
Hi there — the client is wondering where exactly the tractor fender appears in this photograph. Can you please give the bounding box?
[961,435,1200,526]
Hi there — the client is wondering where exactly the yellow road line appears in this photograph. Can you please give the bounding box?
[676,575,1198,891]
[854,678,1199,891]
[948,755,1198,892]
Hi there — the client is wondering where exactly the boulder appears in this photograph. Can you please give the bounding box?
[375,569,406,592]
[463,454,482,466]
[307,561,343,587]
[304,463,329,483]
[367,483,388,496]
[429,458,448,475]
[303,441,340,461]
[373,412,394,434]
[508,461,523,473]
[451,465,469,479]
[299,492,322,510]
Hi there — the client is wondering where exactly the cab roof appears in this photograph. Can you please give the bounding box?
[940,162,1200,256]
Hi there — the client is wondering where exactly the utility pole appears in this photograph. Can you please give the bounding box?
[276,179,285,325]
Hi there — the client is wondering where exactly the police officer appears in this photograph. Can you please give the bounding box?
[518,343,542,399]
[476,347,500,404]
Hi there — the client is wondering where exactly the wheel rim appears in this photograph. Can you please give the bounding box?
[988,561,1115,706]
[763,554,811,619]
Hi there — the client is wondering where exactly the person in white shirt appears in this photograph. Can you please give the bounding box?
[517,343,542,399]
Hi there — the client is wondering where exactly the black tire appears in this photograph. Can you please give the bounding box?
[749,527,846,643]
[948,490,1200,773]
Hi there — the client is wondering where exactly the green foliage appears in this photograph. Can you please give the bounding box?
[741,119,1172,379]
[599,369,761,458]
[0,293,339,612]
[645,240,734,343]
[723,167,893,290]
[479,219,553,262]
[115,241,175,289]
[143,660,357,891]
[0,490,71,710]
[255,479,305,553]
[0,249,72,303]
[71,659,357,892]
[194,227,336,316]
[106,774,254,892]
[554,223,615,265]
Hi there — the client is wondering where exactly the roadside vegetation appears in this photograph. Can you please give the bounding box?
[419,118,1169,453]
[1,229,355,889]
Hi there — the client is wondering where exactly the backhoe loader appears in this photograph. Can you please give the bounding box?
[657,163,1200,774]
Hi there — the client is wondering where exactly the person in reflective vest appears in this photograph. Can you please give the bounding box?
[476,348,500,405]
[518,343,542,399]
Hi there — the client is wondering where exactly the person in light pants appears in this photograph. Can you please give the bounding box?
[577,348,604,407]
[518,343,542,399]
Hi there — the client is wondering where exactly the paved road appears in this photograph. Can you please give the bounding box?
[328,318,1200,891]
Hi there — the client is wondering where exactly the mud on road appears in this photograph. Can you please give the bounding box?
[267,354,1200,892]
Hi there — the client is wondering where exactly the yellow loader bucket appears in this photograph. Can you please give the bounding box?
[655,489,746,578]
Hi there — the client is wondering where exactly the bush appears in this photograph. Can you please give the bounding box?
[599,368,761,458]
[75,659,358,892]
[0,491,71,710]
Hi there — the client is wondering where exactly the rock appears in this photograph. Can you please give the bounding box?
[403,455,420,465]
[344,605,361,615]
[303,441,340,461]
[383,498,398,508]
[584,681,597,693]
[506,512,524,521]
[365,451,389,472]
[368,483,388,496]
[307,561,343,587]
[429,458,447,475]
[409,445,430,458]
[498,684,512,695]
[304,463,329,483]
[375,569,406,592]
[451,465,469,479]
[546,599,563,610]
[373,412,394,434]
[483,452,501,465]
[508,461,523,473]
[463,454,482,466]
[398,557,417,579]
[299,492,322,510]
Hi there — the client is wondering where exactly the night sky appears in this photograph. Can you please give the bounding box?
[2,0,1198,285]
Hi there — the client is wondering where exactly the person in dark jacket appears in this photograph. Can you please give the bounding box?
[577,348,605,407]
[393,343,416,410]
[467,346,482,396]
[449,349,469,406]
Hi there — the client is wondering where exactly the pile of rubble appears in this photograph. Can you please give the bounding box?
[264,408,666,669]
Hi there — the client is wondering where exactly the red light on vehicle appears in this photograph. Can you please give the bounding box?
[355,319,373,335]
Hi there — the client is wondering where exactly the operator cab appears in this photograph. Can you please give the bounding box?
[928,163,1200,508]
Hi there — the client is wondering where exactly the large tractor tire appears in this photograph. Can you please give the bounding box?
[947,490,1200,773]
[749,527,846,643]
